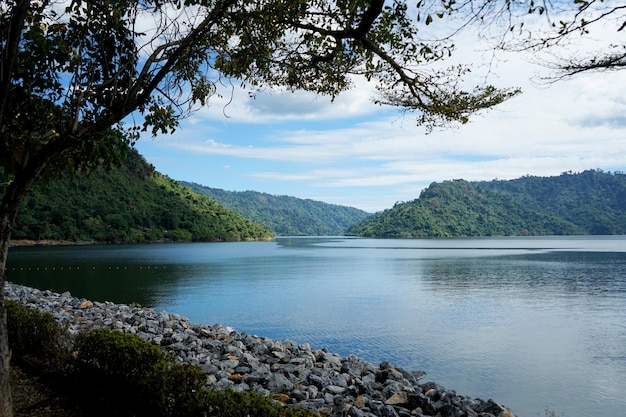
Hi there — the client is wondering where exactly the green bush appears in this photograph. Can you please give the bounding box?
[204,389,320,417]
[144,361,210,417]
[75,329,168,416]
[74,328,167,383]
[5,299,69,369]
[74,329,209,417]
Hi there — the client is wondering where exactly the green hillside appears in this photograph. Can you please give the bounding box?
[180,182,371,236]
[6,150,273,243]
[347,170,626,238]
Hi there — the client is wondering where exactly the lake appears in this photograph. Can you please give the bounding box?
[6,236,626,417]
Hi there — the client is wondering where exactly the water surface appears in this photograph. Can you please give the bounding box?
[7,236,626,417]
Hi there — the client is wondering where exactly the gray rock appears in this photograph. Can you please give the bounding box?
[324,385,347,395]
[266,373,295,393]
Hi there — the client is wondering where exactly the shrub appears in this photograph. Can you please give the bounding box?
[73,329,168,416]
[145,361,209,417]
[205,390,320,417]
[74,328,167,384]
[73,328,208,417]
[5,299,69,370]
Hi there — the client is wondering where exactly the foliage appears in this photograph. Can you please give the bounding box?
[205,389,319,417]
[5,299,69,369]
[73,329,207,417]
[73,329,169,386]
[6,149,273,243]
[479,170,626,234]
[182,182,371,236]
[147,361,211,417]
[347,170,626,238]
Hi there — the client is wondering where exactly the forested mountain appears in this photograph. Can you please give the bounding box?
[6,150,273,243]
[347,170,626,238]
[180,182,371,236]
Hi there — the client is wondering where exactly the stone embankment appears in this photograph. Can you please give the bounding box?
[4,282,516,417]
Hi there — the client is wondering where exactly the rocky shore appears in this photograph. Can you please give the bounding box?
[4,282,516,417]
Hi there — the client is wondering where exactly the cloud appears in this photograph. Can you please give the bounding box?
[187,75,382,125]
[172,140,347,163]
[160,76,626,183]
[578,116,626,129]
[204,139,232,149]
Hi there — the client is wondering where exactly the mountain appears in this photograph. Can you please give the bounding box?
[347,170,626,238]
[8,149,273,243]
[180,182,371,236]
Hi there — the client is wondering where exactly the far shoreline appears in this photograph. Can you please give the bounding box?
[9,239,98,247]
[9,237,274,247]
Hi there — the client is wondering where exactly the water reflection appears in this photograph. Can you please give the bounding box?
[417,251,626,299]
[6,244,218,305]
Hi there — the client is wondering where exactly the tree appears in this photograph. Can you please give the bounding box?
[0,0,520,414]
[525,0,626,78]
[463,0,626,79]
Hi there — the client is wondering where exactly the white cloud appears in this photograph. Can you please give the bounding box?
[189,75,381,125]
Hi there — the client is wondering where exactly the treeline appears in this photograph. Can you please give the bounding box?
[5,149,273,243]
[347,170,626,238]
[181,182,371,236]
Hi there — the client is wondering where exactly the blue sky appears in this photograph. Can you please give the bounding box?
[134,16,626,213]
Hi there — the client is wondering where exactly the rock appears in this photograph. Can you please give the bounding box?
[266,373,295,393]
[380,405,399,417]
[384,392,408,406]
[215,377,234,390]
[272,393,290,403]
[291,389,309,401]
[499,407,518,417]
[324,385,346,395]
[347,405,366,417]
[228,373,243,383]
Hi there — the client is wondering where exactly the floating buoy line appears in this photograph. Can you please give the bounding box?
[5,265,201,272]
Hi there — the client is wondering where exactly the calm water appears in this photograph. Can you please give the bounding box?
[6,236,626,417]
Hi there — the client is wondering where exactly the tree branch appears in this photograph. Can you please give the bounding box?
[0,0,30,124]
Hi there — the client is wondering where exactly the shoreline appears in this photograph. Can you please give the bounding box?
[4,282,516,417]
[9,236,274,247]
[9,239,99,247]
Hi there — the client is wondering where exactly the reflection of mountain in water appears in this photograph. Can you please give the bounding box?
[6,245,208,306]
[417,251,626,300]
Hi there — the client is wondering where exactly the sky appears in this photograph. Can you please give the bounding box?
[134,7,626,213]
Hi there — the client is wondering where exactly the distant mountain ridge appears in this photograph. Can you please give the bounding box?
[180,182,371,236]
[347,170,626,237]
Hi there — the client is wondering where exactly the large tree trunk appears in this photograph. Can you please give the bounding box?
[0,217,14,417]
[0,173,39,417]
